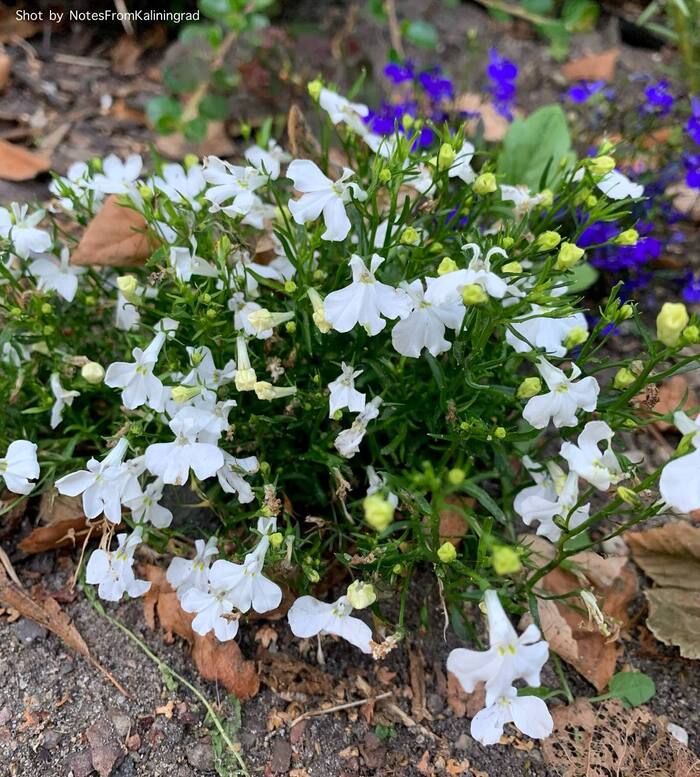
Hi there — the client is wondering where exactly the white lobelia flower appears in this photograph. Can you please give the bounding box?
[324,254,411,335]
[499,185,548,218]
[596,169,643,200]
[446,589,549,705]
[56,438,141,523]
[203,157,267,216]
[49,161,99,211]
[328,363,366,417]
[523,358,599,429]
[334,396,383,458]
[287,594,373,653]
[244,140,290,180]
[49,373,80,429]
[182,346,236,397]
[318,88,370,136]
[85,528,151,602]
[429,244,509,303]
[513,460,589,542]
[144,407,224,485]
[151,162,205,210]
[366,465,399,508]
[180,571,241,642]
[208,547,282,615]
[659,412,700,512]
[471,687,553,746]
[0,440,39,495]
[0,203,52,259]
[448,142,476,184]
[240,194,277,230]
[560,420,623,490]
[391,277,465,358]
[91,154,143,195]
[506,305,588,357]
[406,164,436,196]
[116,289,142,332]
[190,398,237,444]
[231,297,270,339]
[29,247,85,302]
[124,479,173,528]
[287,160,366,242]
[169,237,218,283]
[167,537,219,594]
[216,454,259,503]
[104,333,167,412]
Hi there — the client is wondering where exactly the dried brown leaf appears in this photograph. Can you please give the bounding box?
[0,7,40,42]
[19,493,90,554]
[454,93,510,142]
[258,649,334,698]
[649,376,699,431]
[0,138,50,181]
[110,35,144,76]
[287,103,322,160]
[646,588,700,660]
[561,49,619,82]
[0,51,10,91]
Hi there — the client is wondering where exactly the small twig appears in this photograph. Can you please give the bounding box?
[288,691,392,730]
[54,54,110,69]
[383,0,405,58]
[181,28,239,122]
[113,0,135,36]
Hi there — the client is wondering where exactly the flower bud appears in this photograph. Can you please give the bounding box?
[437,542,457,563]
[269,532,283,549]
[254,381,297,401]
[555,242,585,270]
[517,376,542,399]
[492,545,521,575]
[171,385,201,403]
[563,326,588,349]
[447,467,465,485]
[137,183,153,201]
[461,284,488,305]
[538,189,553,208]
[618,303,634,321]
[183,153,199,170]
[401,113,415,131]
[613,367,636,390]
[378,168,391,184]
[473,172,497,195]
[501,260,522,274]
[308,288,331,333]
[682,324,700,345]
[437,257,458,275]
[400,226,420,246]
[363,493,395,532]
[501,236,515,249]
[81,361,104,384]
[494,426,506,439]
[346,580,377,609]
[437,142,456,170]
[587,155,616,176]
[615,229,638,246]
[656,302,689,347]
[616,486,640,506]
[535,231,561,251]
[307,78,323,100]
[284,280,297,294]
[116,275,139,303]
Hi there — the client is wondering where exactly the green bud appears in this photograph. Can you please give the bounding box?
[346,580,377,609]
[183,153,199,170]
[615,229,639,246]
[555,242,585,270]
[501,236,515,249]
[587,155,616,176]
[41,303,52,315]
[492,545,521,575]
[501,260,522,274]
[363,494,395,532]
[682,324,700,345]
[400,226,420,246]
[473,172,497,195]
[494,426,506,439]
[517,376,542,399]
[461,284,488,305]
[613,367,636,390]
[378,168,391,184]
[437,542,457,564]
[437,142,456,170]
[447,467,465,485]
[535,231,562,251]
[285,321,297,333]
[656,302,689,347]
[307,78,323,100]
[437,257,458,275]
[564,326,589,349]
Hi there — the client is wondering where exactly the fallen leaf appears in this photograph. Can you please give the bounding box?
[650,376,698,431]
[258,649,334,699]
[110,35,144,76]
[408,648,432,723]
[155,121,235,160]
[628,521,700,659]
[541,697,700,776]
[287,103,322,160]
[254,624,278,648]
[18,493,91,554]
[417,750,432,775]
[71,195,155,267]
[0,138,50,181]
[155,700,174,719]
[446,672,484,718]
[110,98,147,125]
[454,93,510,142]
[668,182,700,222]
[561,49,619,82]
[0,51,10,90]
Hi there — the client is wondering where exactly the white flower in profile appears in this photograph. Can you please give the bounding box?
[49,161,99,211]
[104,334,167,412]
[334,396,383,458]
[448,142,476,184]
[560,420,623,490]
[366,465,399,508]
[231,297,271,339]
[91,154,143,195]
[391,277,465,358]
[182,346,236,396]
[659,412,700,512]
[0,203,52,259]
[523,358,599,430]
[167,537,218,594]
[56,438,140,523]
[287,160,366,242]
[514,459,589,542]
[115,288,142,331]
[169,238,218,283]
[244,140,290,180]
[0,440,39,495]
[85,528,151,602]
[446,589,549,705]
[124,479,173,528]
[49,373,80,429]
[287,594,373,653]
[151,162,205,210]
[324,254,411,335]
[432,244,510,304]
[145,407,224,486]
[318,88,370,135]
[596,169,643,200]
[506,305,588,357]
[499,185,548,218]
[328,363,366,417]
[471,686,553,746]
[216,454,259,503]
[29,247,85,302]
[203,157,267,216]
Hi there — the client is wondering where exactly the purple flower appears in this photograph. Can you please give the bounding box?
[486,49,518,120]
[418,67,454,102]
[642,80,674,116]
[682,274,700,303]
[686,97,700,146]
[684,152,700,188]
[566,80,610,104]
[384,61,415,84]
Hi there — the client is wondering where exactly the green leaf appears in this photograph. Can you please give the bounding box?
[183,117,208,143]
[608,671,656,707]
[497,105,573,190]
[404,20,438,49]
[199,94,230,121]
[562,0,599,31]
[566,262,600,293]
[146,96,182,134]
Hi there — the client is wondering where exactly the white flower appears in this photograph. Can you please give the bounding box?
[124,479,173,528]
[446,590,548,705]
[334,396,382,458]
[406,164,435,195]
[366,465,398,508]
[514,460,589,542]
[115,289,142,331]
[182,346,236,396]
[448,143,476,184]
[0,203,52,259]
[208,550,282,614]
[429,245,509,303]
[659,412,700,512]
[287,594,373,653]
[471,687,553,746]
[151,162,205,210]
[244,140,290,180]
[324,254,411,335]
[560,420,623,490]
[49,373,80,429]
[318,88,369,135]
[169,238,217,283]
[167,537,218,594]
[203,157,267,216]
[523,358,599,429]
[85,528,151,602]
[499,185,548,218]
[56,438,140,523]
[596,169,644,200]
[391,277,465,358]
[49,161,99,211]
[328,363,366,417]
[144,407,224,486]
[29,247,84,302]
[506,305,588,357]
[287,160,366,242]
[0,440,39,495]
[104,334,166,412]
[180,575,241,642]
[216,454,259,503]
[91,154,142,195]
[191,398,237,444]
[240,195,277,230]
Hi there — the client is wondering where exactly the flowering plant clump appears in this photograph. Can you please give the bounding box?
[1,76,699,746]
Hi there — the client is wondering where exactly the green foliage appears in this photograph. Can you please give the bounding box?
[607,671,656,707]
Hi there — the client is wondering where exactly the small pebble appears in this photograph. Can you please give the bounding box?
[11,619,48,645]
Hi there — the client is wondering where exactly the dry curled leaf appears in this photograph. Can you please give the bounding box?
[561,49,619,82]
[287,103,322,161]
[258,649,334,698]
[0,138,51,181]
[18,492,91,554]
[650,376,699,432]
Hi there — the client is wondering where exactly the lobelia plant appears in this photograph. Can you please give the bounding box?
[1,76,699,747]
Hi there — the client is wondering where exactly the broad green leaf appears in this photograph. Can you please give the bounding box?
[608,671,656,707]
[566,262,600,293]
[404,20,438,49]
[199,94,230,121]
[146,96,182,134]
